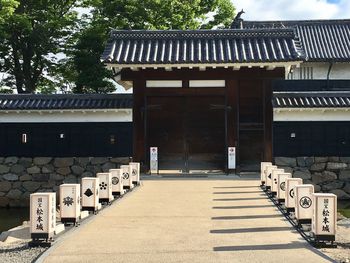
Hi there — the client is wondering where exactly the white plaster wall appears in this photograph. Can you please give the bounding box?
[0,109,132,123]
[274,108,350,121]
[288,62,350,80]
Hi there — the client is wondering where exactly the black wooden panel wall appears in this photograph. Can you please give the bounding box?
[273,122,350,157]
[0,122,133,157]
[273,80,350,92]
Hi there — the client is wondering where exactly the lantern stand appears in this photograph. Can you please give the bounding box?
[262,186,337,249]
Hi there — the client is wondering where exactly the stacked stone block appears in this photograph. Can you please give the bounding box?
[275,157,350,199]
[0,157,130,207]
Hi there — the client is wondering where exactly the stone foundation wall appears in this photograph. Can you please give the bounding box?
[274,157,350,199]
[0,157,130,207]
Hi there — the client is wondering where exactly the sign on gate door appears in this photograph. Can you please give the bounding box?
[150,147,158,174]
[228,147,236,169]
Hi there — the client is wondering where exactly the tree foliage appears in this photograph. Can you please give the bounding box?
[72,25,114,93]
[0,0,235,94]
[0,0,78,93]
[70,0,235,93]
[91,0,235,30]
[0,0,19,22]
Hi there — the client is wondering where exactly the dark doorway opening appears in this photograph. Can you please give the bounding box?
[147,95,225,173]
[238,80,265,171]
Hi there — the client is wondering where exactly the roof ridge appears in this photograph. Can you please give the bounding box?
[0,94,133,110]
[0,94,132,99]
[244,19,350,24]
[110,28,296,39]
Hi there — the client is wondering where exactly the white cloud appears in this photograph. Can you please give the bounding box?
[231,0,350,20]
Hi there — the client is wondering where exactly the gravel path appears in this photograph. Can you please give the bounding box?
[41,179,331,263]
[0,241,47,263]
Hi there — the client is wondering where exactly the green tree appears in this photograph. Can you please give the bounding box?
[70,0,235,93]
[0,0,19,22]
[0,1,79,93]
[72,25,114,93]
[94,0,235,30]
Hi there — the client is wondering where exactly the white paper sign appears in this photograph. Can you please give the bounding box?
[60,184,80,220]
[260,162,272,184]
[109,169,123,194]
[228,147,236,169]
[271,168,285,193]
[81,177,99,209]
[30,193,56,236]
[295,184,314,221]
[120,165,133,188]
[265,165,277,188]
[312,193,337,236]
[96,173,113,201]
[285,178,303,208]
[129,162,140,183]
[276,173,292,200]
[150,147,158,174]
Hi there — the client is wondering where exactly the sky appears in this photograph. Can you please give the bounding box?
[231,0,350,20]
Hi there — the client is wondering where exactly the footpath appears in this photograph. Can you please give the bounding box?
[39,179,332,263]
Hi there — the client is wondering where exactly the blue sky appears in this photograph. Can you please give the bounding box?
[232,0,349,20]
[327,0,341,3]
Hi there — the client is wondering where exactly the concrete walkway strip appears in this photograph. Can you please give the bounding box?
[38,179,334,263]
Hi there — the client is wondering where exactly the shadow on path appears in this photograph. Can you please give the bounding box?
[213,186,258,189]
[210,226,292,234]
[213,191,262,194]
[213,242,306,251]
[213,197,266,201]
[211,214,283,220]
[213,242,334,262]
[213,205,274,209]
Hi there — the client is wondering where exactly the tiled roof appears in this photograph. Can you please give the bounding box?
[242,19,350,62]
[0,94,132,110]
[101,29,304,64]
[273,91,350,108]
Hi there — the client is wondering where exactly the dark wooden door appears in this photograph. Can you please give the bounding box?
[147,95,225,173]
[238,80,265,171]
[186,97,225,171]
[147,97,185,171]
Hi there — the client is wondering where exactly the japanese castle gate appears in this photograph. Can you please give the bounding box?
[102,28,304,173]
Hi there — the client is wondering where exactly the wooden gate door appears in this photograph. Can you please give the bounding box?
[147,95,225,173]
[238,80,265,171]
[186,96,225,172]
[147,97,185,172]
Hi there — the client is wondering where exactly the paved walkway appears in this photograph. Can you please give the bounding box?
[41,179,332,263]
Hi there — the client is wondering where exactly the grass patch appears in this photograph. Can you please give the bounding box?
[338,200,350,218]
[338,208,350,218]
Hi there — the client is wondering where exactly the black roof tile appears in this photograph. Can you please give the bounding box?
[242,19,350,62]
[101,28,304,64]
[273,91,350,108]
[0,94,132,110]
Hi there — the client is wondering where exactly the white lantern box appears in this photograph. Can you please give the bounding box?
[30,193,56,242]
[129,162,141,185]
[81,177,99,213]
[260,162,272,186]
[109,169,124,196]
[96,173,114,203]
[265,165,277,190]
[120,165,133,189]
[271,168,285,195]
[285,178,303,212]
[311,193,337,243]
[276,173,292,202]
[59,184,81,225]
[294,184,314,225]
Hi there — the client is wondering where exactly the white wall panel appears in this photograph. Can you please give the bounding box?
[0,109,132,123]
[189,80,225,87]
[274,108,350,121]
